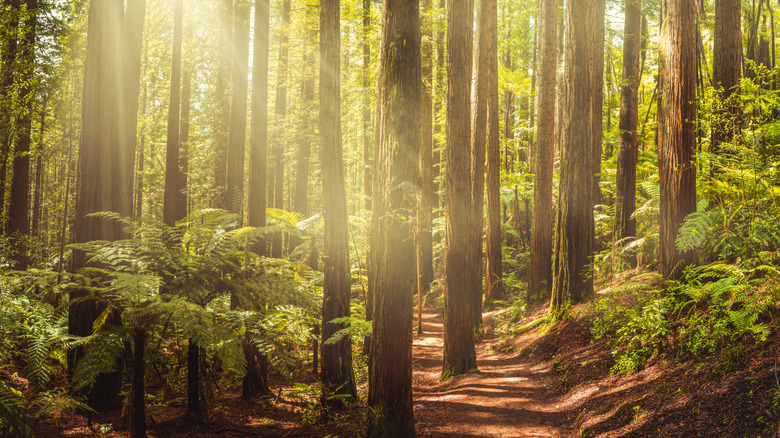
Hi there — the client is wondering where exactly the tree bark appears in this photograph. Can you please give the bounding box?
[213,0,232,209]
[483,0,501,303]
[614,0,642,253]
[124,0,145,218]
[70,0,129,410]
[711,0,742,170]
[659,0,697,279]
[442,0,478,380]
[130,327,147,438]
[225,0,250,218]
[0,0,19,231]
[529,0,558,301]
[8,0,37,269]
[163,0,184,227]
[591,0,605,206]
[248,0,270,256]
[417,0,434,334]
[320,0,356,407]
[271,0,290,258]
[550,0,596,318]
[366,0,420,432]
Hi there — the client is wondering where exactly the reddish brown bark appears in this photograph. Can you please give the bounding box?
[659,0,697,279]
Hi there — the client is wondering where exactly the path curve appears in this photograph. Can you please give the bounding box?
[413,311,567,438]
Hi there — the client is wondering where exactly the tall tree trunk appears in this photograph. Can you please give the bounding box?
[442,0,478,381]
[659,0,697,279]
[484,0,501,304]
[31,108,44,241]
[529,0,558,301]
[614,0,643,255]
[248,0,270,256]
[550,0,596,318]
[272,0,290,258]
[432,0,445,217]
[417,0,434,334]
[502,10,513,223]
[320,0,356,406]
[362,0,372,211]
[366,0,420,432]
[70,0,129,410]
[470,0,487,332]
[242,0,273,400]
[163,0,184,227]
[124,0,145,218]
[591,0,605,206]
[0,0,19,230]
[712,0,742,173]
[178,65,191,217]
[225,0,250,218]
[213,0,232,209]
[8,0,37,269]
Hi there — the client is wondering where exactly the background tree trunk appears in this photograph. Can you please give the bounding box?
[529,0,558,301]
[225,0,250,218]
[163,0,184,227]
[712,0,742,169]
[483,0,501,303]
[272,0,290,258]
[320,0,356,406]
[615,0,642,254]
[213,0,232,209]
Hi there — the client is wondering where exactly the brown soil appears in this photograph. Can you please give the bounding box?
[32,299,780,437]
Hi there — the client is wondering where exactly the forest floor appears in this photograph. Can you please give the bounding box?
[33,285,780,437]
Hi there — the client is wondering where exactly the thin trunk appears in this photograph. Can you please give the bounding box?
[124,0,145,218]
[614,0,642,255]
[484,0,501,303]
[0,0,19,229]
[178,65,191,218]
[130,327,147,438]
[712,0,742,173]
[31,109,44,240]
[591,0,605,206]
[272,0,291,258]
[417,0,434,334]
[213,0,232,209]
[248,0,270,256]
[320,0,356,406]
[362,0,372,211]
[8,0,37,269]
[186,339,204,415]
[366,0,420,432]
[225,0,250,218]
[163,0,184,227]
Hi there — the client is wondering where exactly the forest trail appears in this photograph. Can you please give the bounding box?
[412,311,567,438]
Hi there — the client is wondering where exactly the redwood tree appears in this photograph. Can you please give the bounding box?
[163,0,184,226]
[320,0,356,405]
[550,0,595,317]
[366,0,420,432]
[712,0,741,166]
[614,0,642,249]
[659,0,697,279]
[529,0,558,301]
[225,0,250,217]
[442,0,478,380]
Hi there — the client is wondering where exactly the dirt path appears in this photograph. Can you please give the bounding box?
[412,311,568,438]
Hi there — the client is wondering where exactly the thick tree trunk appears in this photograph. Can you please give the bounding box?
[529,0,558,301]
[366,0,420,432]
[483,0,501,303]
[659,0,697,279]
[8,0,37,269]
[417,0,434,334]
[248,0,270,256]
[163,0,184,227]
[271,0,290,259]
[550,0,596,318]
[320,0,356,407]
[615,0,643,253]
[124,0,145,218]
[712,0,742,171]
[70,0,129,410]
[442,0,478,380]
